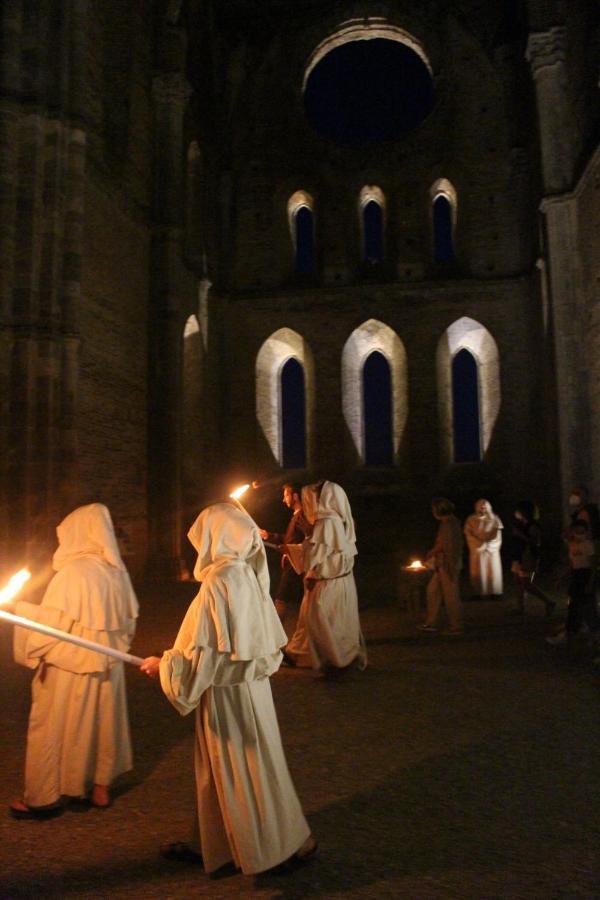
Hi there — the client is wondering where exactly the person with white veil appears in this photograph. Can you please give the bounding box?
[284,481,367,673]
[141,500,316,877]
[464,498,504,599]
[10,503,139,818]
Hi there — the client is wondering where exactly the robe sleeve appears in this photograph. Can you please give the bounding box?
[13,600,74,669]
[12,599,131,674]
[159,646,222,716]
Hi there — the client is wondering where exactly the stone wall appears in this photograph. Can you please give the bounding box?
[218,10,534,296]
[216,273,551,596]
[578,148,600,499]
[78,174,150,577]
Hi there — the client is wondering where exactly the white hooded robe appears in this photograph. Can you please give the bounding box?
[14,503,138,807]
[286,481,367,671]
[158,501,310,875]
[464,502,504,596]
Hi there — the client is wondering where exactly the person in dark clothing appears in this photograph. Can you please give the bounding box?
[547,518,600,645]
[567,486,600,540]
[510,501,555,617]
[259,483,312,618]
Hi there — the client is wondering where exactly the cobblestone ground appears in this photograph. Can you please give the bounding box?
[1,580,599,899]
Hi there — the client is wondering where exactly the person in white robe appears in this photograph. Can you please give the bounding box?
[140,501,315,877]
[10,503,139,818]
[284,481,367,672]
[464,498,504,598]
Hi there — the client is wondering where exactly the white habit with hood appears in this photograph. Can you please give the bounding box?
[286,481,367,671]
[464,500,504,596]
[158,501,310,875]
[14,503,138,807]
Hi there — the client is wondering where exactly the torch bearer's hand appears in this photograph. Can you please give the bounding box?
[258,528,268,540]
[140,656,162,678]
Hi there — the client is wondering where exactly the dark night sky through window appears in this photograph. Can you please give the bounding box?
[452,349,481,463]
[304,38,433,145]
[363,200,384,263]
[295,206,314,273]
[433,194,454,262]
[363,351,393,465]
[281,357,306,468]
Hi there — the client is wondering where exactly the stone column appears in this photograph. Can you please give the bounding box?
[528,26,589,504]
[0,4,89,568]
[540,193,588,501]
[526,27,575,194]
[148,70,191,578]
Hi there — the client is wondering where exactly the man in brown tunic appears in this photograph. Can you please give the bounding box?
[259,483,311,618]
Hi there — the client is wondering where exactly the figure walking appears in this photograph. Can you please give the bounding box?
[10,503,138,818]
[141,501,316,876]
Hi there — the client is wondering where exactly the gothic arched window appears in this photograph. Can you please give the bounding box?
[452,348,481,463]
[437,317,500,467]
[342,319,407,466]
[256,328,314,468]
[288,191,315,275]
[359,185,385,264]
[363,351,393,464]
[294,207,315,274]
[433,195,454,262]
[363,200,384,264]
[430,179,457,264]
[281,357,307,468]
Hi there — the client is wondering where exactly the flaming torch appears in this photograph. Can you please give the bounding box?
[0,568,144,667]
[404,559,428,572]
[0,568,31,604]
[229,483,251,501]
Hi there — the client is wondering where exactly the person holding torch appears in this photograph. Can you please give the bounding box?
[140,500,316,877]
[9,503,139,819]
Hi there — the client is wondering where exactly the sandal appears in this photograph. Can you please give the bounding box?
[160,842,203,865]
[9,800,63,821]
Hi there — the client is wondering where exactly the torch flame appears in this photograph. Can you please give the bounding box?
[0,568,31,606]
[230,483,251,500]
[407,559,425,571]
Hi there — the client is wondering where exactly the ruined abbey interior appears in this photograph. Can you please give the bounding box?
[1,1,598,587]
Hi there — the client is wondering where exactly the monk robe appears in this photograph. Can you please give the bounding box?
[464,499,504,596]
[14,503,138,807]
[158,501,310,875]
[286,481,367,671]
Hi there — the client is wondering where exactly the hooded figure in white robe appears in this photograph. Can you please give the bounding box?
[285,481,367,671]
[12,503,138,813]
[464,498,504,597]
[143,501,312,876]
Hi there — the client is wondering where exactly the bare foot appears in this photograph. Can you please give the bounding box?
[91,784,111,808]
[296,835,318,860]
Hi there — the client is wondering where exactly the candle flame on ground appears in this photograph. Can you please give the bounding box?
[230,484,251,500]
[0,569,31,606]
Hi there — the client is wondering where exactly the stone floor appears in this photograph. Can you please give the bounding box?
[1,581,599,899]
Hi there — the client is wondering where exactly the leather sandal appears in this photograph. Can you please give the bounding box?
[9,800,63,821]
